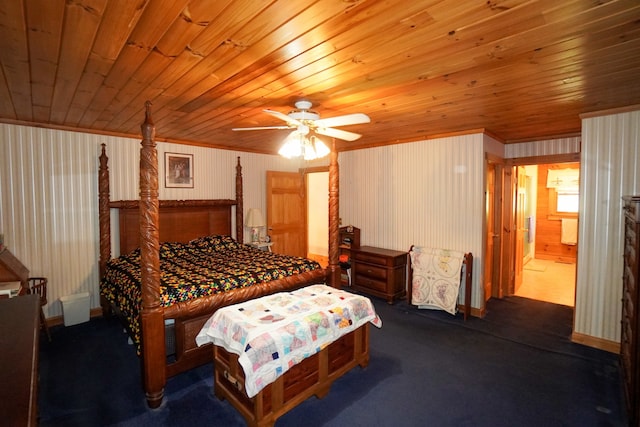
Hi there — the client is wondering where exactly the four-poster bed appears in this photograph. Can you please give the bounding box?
[98,103,341,408]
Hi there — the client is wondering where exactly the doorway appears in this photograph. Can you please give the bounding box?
[486,154,580,310]
[513,163,578,307]
[305,169,329,267]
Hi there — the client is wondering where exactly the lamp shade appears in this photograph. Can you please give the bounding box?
[245,208,265,228]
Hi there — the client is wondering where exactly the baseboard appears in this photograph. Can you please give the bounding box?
[470,305,486,318]
[535,254,576,264]
[571,331,619,354]
[45,307,104,328]
[453,304,485,319]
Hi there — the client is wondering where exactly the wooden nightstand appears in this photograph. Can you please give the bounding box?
[351,246,407,304]
[250,242,273,252]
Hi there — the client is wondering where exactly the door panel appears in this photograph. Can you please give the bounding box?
[500,167,515,297]
[266,171,306,257]
[514,166,526,292]
[485,163,495,302]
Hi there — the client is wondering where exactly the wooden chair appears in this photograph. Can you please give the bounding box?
[28,277,51,341]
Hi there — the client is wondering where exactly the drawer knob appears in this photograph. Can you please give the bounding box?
[224,370,242,391]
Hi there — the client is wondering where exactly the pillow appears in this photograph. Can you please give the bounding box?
[189,234,239,252]
[119,242,186,260]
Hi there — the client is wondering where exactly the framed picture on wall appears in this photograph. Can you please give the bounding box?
[165,152,193,188]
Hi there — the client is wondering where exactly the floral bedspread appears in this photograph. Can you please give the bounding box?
[100,235,322,352]
[195,284,382,398]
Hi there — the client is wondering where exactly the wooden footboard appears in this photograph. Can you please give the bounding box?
[213,323,370,427]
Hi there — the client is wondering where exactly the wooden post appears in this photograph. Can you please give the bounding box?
[235,156,244,242]
[328,139,341,288]
[98,144,111,315]
[138,101,166,408]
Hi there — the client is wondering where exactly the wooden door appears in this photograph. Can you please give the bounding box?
[514,166,527,292]
[266,171,307,257]
[487,159,506,300]
[500,166,515,297]
[485,163,496,302]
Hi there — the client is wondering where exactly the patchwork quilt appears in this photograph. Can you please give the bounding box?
[195,284,382,398]
[100,235,322,352]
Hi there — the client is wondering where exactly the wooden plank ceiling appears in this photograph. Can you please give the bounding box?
[0,0,639,154]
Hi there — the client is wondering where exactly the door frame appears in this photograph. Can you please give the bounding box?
[489,152,581,303]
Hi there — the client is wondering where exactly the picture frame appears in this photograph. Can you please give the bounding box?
[165,152,194,188]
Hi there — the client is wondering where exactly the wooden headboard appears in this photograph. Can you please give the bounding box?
[98,143,245,275]
[111,200,237,255]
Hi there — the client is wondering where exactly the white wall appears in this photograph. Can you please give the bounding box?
[576,110,640,343]
[339,133,486,308]
[505,136,581,157]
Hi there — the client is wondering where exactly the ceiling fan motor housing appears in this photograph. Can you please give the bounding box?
[295,100,313,110]
[289,100,320,122]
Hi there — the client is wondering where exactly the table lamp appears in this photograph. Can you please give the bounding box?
[245,208,265,243]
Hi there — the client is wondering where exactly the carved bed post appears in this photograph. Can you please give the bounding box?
[138,101,166,408]
[236,156,244,242]
[98,144,111,315]
[328,139,341,288]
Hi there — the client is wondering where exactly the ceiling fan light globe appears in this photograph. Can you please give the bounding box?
[278,137,302,158]
[312,137,330,158]
[303,145,317,160]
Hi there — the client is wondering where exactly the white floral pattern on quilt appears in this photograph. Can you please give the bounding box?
[195,284,382,398]
[410,246,465,315]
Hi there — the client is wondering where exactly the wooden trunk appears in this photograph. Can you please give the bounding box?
[213,323,370,427]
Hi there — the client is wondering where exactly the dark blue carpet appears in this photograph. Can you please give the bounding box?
[38,296,627,426]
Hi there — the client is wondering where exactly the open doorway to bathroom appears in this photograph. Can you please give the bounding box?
[513,162,579,307]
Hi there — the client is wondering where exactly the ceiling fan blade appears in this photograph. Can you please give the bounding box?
[313,113,370,128]
[263,109,303,127]
[232,126,291,131]
[315,127,362,141]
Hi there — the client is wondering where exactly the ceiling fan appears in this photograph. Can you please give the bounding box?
[232,100,370,141]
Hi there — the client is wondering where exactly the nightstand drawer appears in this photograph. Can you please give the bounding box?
[352,273,387,293]
[353,263,388,281]
[354,252,390,267]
